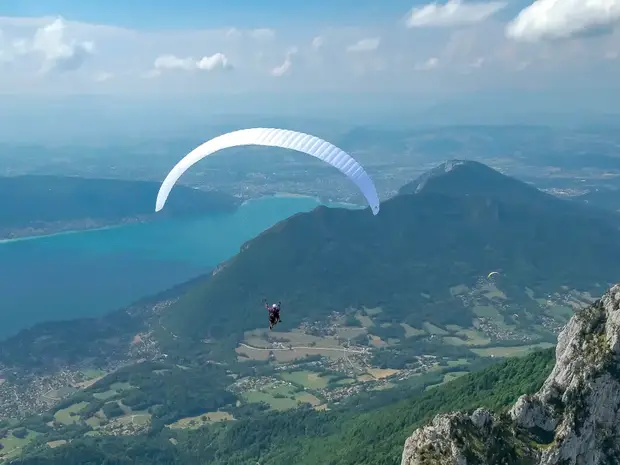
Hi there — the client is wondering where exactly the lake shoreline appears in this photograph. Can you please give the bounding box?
[0,194,363,244]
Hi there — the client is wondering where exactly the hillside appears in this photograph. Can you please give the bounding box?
[160,160,620,345]
[0,175,239,239]
[401,283,620,465]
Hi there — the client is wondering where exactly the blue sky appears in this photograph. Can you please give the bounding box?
[0,0,619,131]
[0,0,427,29]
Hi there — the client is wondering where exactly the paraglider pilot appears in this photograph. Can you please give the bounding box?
[263,299,282,330]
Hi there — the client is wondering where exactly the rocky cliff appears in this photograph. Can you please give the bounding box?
[401,284,620,465]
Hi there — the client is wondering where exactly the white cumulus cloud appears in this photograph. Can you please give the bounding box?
[406,0,507,28]
[153,52,231,72]
[346,37,381,52]
[506,0,620,42]
[6,17,95,72]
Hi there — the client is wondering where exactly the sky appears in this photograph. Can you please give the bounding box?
[0,0,619,136]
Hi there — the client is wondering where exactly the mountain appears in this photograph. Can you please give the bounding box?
[0,175,239,239]
[161,160,620,345]
[398,160,617,223]
[400,283,620,465]
[397,159,547,199]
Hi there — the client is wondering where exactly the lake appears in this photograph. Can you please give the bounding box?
[0,196,355,339]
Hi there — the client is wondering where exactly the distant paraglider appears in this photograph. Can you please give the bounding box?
[487,271,500,279]
[155,128,381,215]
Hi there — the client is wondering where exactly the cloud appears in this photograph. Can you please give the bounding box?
[5,17,94,72]
[415,57,439,70]
[346,37,381,52]
[152,52,231,73]
[271,47,298,76]
[406,0,507,28]
[506,0,620,42]
[0,11,619,96]
[311,36,324,50]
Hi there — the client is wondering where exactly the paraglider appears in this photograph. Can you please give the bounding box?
[155,128,380,215]
[487,271,500,279]
[263,299,282,330]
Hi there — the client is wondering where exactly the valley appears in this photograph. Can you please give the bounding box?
[0,277,591,461]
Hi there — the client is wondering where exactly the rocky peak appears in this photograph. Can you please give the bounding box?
[401,284,620,465]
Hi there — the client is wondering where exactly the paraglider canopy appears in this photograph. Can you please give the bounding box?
[155,128,381,216]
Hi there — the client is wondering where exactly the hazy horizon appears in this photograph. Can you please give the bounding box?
[1,0,619,142]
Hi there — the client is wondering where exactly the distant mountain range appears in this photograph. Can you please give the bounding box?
[0,175,239,239]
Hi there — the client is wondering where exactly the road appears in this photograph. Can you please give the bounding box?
[238,343,367,354]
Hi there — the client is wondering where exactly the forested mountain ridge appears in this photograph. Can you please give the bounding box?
[0,175,239,239]
[160,160,620,346]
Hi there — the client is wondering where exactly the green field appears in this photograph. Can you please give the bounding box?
[81,369,106,379]
[85,412,104,428]
[443,371,469,383]
[54,402,89,425]
[115,413,151,427]
[472,343,554,358]
[355,313,374,327]
[423,322,449,335]
[443,336,469,346]
[447,359,470,367]
[243,383,321,411]
[401,323,425,337]
[335,378,356,385]
[168,411,234,430]
[444,329,491,346]
[0,430,39,460]
[280,370,330,389]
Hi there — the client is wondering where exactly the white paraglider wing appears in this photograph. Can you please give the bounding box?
[155,128,380,215]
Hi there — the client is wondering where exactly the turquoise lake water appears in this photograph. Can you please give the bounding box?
[0,196,352,340]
